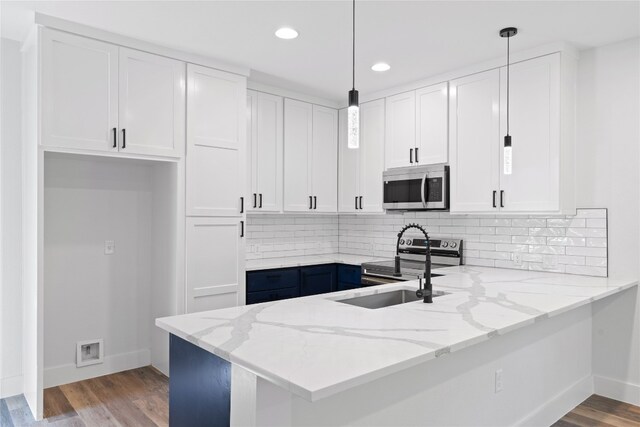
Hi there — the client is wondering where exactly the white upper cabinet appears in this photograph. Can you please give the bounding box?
[385,91,416,168]
[339,99,385,213]
[311,105,338,212]
[359,99,385,212]
[499,54,561,212]
[40,29,185,158]
[385,83,449,169]
[41,28,119,152]
[449,69,501,213]
[450,53,575,214]
[283,99,313,212]
[118,47,185,157]
[247,91,283,212]
[186,64,246,217]
[416,82,448,165]
[283,99,338,213]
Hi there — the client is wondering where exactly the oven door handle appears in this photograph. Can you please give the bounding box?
[421,172,429,208]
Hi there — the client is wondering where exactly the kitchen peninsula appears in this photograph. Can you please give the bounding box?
[156,266,637,426]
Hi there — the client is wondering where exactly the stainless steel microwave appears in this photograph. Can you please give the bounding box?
[382,165,449,211]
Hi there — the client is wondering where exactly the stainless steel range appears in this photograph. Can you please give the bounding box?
[361,237,463,286]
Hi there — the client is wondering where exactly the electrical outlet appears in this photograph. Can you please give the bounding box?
[512,252,523,266]
[495,369,504,393]
[104,240,115,255]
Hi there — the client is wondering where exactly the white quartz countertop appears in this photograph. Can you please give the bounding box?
[156,266,637,402]
[245,253,387,271]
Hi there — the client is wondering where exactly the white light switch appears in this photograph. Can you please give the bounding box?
[512,253,523,266]
[104,240,115,255]
[495,369,503,393]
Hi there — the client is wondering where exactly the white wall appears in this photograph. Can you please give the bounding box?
[1,38,24,398]
[576,37,640,404]
[42,154,156,387]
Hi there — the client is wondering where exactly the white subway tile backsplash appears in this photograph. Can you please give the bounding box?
[247,209,607,277]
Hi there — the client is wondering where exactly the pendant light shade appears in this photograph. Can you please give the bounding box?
[347,0,359,149]
[500,27,517,175]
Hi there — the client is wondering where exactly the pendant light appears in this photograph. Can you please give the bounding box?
[347,0,359,149]
[500,27,517,175]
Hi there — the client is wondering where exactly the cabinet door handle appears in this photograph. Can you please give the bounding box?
[492,191,497,208]
[112,127,117,148]
[500,190,505,208]
[409,148,414,164]
[240,197,244,214]
[415,147,419,163]
[259,193,263,209]
[359,196,363,210]
[309,196,313,209]
[240,220,244,237]
[121,128,126,149]
[313,196,317,210]
[355,196,358,210]
[253,193,257,208]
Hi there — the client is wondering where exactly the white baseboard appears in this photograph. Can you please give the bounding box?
[517,375,594,426]
[43,349,151,388]
[0,374,24,399]
[594,375,640,406]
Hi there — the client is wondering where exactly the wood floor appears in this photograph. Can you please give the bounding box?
[553,395,640,427]
[0,367,168,426]
[1,369,639,426]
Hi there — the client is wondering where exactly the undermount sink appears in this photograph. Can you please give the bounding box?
[335,289,449,309]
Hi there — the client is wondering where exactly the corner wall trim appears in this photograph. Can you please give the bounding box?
[594,375,640,406]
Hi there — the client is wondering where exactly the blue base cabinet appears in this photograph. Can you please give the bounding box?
[247,264,360,304]
[337,264,362,291]
[300,265,337,296]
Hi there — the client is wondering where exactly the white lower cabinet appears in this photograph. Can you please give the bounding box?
[247,90,283,212]
[283,99,337,212]
[186,64,246,217]
[450,53,575,214]
[339,99,385,213]
[185,217,245,313]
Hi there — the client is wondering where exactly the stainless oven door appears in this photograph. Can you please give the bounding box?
[382,166,448,210]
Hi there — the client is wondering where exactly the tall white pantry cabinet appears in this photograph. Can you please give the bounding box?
[21,22,247,420]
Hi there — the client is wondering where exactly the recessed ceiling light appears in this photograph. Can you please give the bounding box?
[371,62,391,72]
[275,27,299,40]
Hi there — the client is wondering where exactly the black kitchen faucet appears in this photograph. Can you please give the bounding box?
[394,223,433,303]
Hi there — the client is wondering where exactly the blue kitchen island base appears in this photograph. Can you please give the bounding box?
[170,334,231,427]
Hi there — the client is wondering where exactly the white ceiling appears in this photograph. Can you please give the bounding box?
[2,1,639,102]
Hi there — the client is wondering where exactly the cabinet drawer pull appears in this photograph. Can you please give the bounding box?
[415,147,419,163]
[240,197,244,214]
[240,220,244,237]
[313,196,317,210]
[500,190,505,208]
[309,196,313,209]
[492,191,497,208]
[409,148,414,164]
[112,127,117,148]
[253,193,257,208]
[121,128,126,149]
[359,196,363,210]
[355,196,358,210]
[259,193,263,208]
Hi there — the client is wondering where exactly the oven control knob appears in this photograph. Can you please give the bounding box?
[400,239,405,245]
[450,242,457,248]
[441,241,448,248]
[406,239,412,246]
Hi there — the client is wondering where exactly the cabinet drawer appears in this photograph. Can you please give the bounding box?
[246,286,300,305]
[337,264,361,285]
[246,268,299,293]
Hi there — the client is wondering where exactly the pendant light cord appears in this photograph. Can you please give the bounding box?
[506,34,510,136]
[352,0,355,90]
